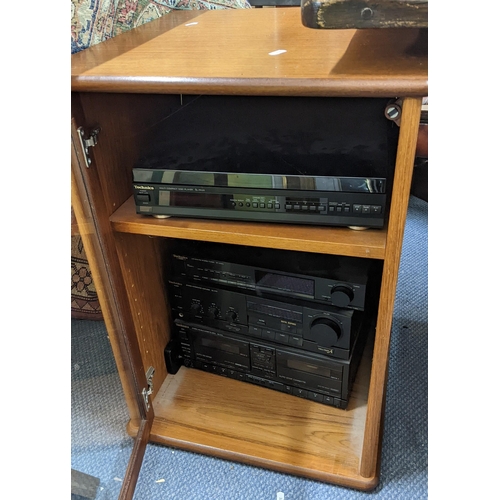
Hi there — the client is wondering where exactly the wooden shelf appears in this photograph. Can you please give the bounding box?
[128,330,375,491]
[110,197,387,259]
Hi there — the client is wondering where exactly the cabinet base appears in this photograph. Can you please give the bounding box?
[127,334,379,491]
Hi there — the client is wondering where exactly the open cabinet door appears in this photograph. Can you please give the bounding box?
[71,112,153,500]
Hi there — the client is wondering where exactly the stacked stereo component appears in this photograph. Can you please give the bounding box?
[132,96,399,229]
[164,240,381,409]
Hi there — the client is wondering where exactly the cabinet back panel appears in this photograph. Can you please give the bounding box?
[79,92,183,217]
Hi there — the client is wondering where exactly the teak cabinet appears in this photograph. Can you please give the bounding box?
[71,8,427,498]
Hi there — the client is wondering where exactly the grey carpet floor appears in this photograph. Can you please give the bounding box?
[71,195,428,500]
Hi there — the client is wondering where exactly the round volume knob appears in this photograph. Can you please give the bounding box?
[190,302,203,315]
[330,285,354,308]
[225,310,238,323]
[309,317,342,346]
[207,306,220,319]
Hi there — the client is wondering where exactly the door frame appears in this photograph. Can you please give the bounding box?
[71,112,153,499]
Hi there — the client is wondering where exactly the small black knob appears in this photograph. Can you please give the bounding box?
[330,286,354,308]
[226,311,237,323]
[309,317,342,346]
[207,306,220,319]
[190,303,202,315]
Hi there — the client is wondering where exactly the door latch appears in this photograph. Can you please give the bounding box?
[384,99,403,127]
[142,366,155,412]
[77,126,101,168]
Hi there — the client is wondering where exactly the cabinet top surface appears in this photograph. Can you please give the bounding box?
[71,8,427,97]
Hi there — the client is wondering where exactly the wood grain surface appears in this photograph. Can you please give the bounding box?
[110,196,387,259]
[360,97,422,477]
[72,8,427,97]
[113,232,172,401]
[72,116,146,426]
[139,330,376,490]
[77,92,179,217]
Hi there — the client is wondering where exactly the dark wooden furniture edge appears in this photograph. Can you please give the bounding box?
[118,418,153,500]
[71,76,428,97]
[301,0,428,29]
[149,432,378,491]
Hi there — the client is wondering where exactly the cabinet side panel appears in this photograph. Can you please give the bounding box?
[114,233,171,398]
[360,97,422,478]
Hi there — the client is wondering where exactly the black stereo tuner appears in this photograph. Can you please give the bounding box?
[168,240,378,311]
[132,95,398,229]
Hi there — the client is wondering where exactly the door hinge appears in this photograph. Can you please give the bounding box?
[77,126,101,168]
[142,366,155,411]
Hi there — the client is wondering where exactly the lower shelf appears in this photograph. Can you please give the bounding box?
[129,333,378,491]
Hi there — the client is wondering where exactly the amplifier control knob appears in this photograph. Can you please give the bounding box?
[190,303,203,315]
[309,317,341,346]
[207,306,220,319]
[330,286,354,307]
[225,310,238,323]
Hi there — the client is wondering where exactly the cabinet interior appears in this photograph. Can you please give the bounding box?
[74,90,412,490]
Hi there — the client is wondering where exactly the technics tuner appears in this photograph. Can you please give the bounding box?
[168,240,378,311]
[132,95,399,228]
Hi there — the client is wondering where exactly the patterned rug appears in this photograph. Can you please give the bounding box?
[71,235,103,320]
[71,0,252,54]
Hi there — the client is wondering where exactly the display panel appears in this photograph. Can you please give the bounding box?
[163,191,226,208]
[255,271,315,298]
[287,359,335,378]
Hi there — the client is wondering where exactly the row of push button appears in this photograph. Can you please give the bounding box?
[241,372,343,407]
[328,203,382,214]
[290,387,342,406]
[232,201,280,209]
[248,325,303,347]
[194,360,344,408]
[353,204,382,214]
[285,203,327,212]
[195,361,244,380]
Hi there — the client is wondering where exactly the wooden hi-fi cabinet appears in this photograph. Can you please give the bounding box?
[71,7,427,498]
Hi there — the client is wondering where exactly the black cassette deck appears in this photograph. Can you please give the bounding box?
[172,320,368,409]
